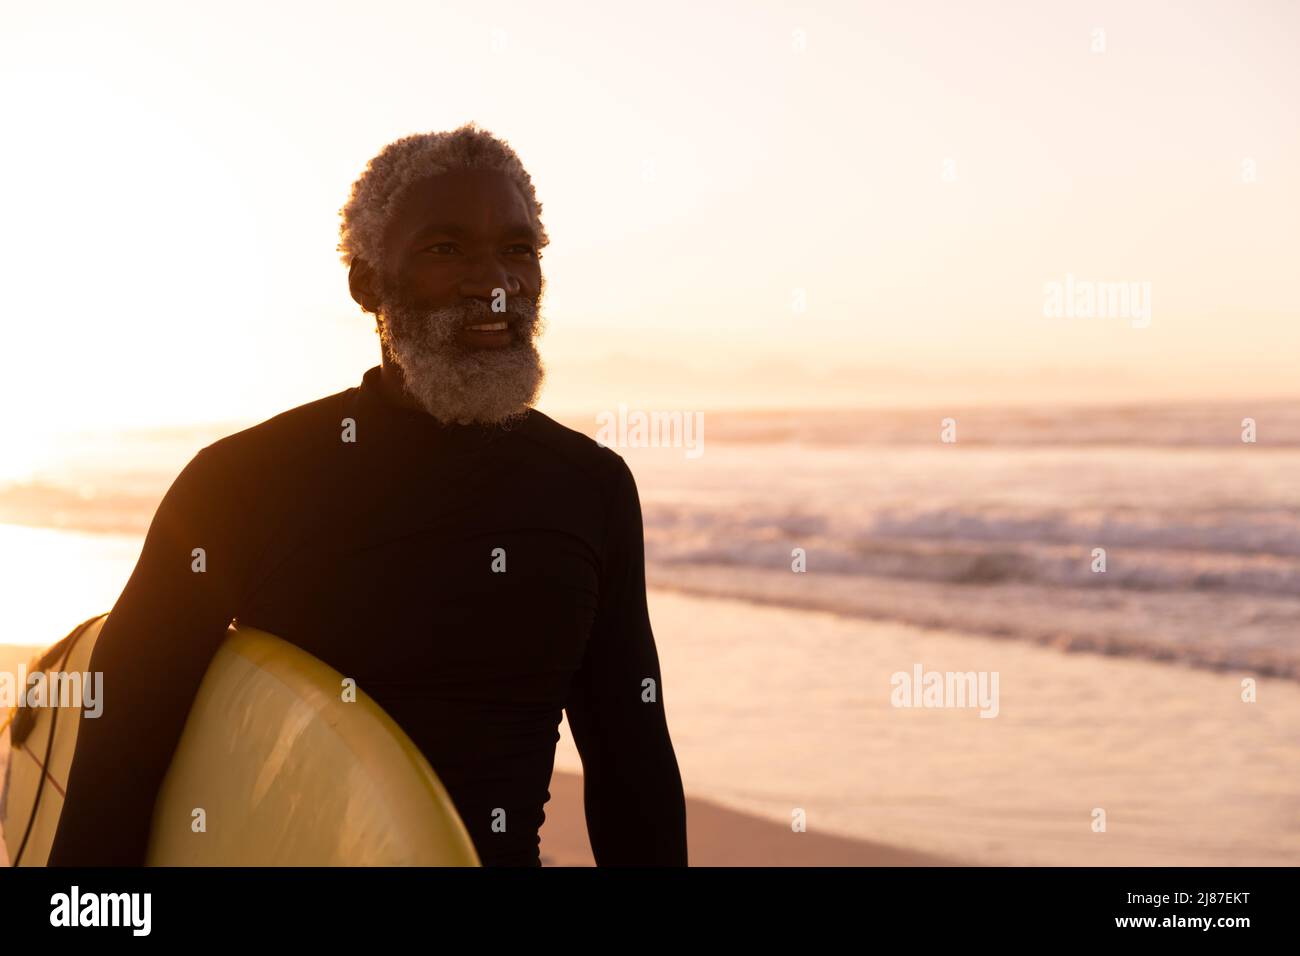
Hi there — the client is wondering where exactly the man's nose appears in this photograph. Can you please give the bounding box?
[459,253,521,298]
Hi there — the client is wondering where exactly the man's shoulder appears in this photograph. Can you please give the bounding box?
[196,385,357,474]
[516,408,626,486]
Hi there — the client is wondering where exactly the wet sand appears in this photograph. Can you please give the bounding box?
[538,768,953,866]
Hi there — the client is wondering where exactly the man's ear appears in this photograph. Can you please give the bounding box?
[349,257,385,316]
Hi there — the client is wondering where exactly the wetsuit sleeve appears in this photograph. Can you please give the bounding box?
[46,445,252,866]
[564,455,688,866]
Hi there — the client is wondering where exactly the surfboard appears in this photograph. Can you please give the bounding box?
[2,614,480,866]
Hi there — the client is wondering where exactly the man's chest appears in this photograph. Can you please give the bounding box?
[242,522,602,681]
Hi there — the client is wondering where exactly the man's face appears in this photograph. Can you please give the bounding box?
[375,168,547,425]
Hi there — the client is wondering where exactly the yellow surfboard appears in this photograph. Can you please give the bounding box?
[3,614,480,866]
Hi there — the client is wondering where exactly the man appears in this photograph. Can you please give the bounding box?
[45,123,688,867]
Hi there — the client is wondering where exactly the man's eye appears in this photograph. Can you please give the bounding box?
[508,245,539,257]
[422,243,457,255]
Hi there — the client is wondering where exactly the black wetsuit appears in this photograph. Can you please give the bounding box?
[45,365,688,866]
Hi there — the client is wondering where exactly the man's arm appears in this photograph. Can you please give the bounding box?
[564,455,688,866]
[46,445,252,866]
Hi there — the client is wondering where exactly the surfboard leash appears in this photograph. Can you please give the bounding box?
[11,614,105,867]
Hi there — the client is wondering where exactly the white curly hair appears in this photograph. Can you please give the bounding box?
[336,121,550,275]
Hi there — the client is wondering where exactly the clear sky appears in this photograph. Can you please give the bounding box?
[1,0,1296,439]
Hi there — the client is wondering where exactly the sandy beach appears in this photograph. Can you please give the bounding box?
[538,769,953,866]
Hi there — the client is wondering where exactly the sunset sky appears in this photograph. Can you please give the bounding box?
[1,0,1296,445]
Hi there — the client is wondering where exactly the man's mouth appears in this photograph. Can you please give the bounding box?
[457,318,516,350]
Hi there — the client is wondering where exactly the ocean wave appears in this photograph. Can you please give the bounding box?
[646,561,1300,681]
[642,504,1300,596]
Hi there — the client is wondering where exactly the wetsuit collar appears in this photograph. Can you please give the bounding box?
[357,364,451,429]
[355,364,534,438]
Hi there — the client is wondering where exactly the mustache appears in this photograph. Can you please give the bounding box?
[383,295,540,343]
[453,297,538,330]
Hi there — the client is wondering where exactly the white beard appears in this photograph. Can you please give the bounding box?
[378,292,546,426]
